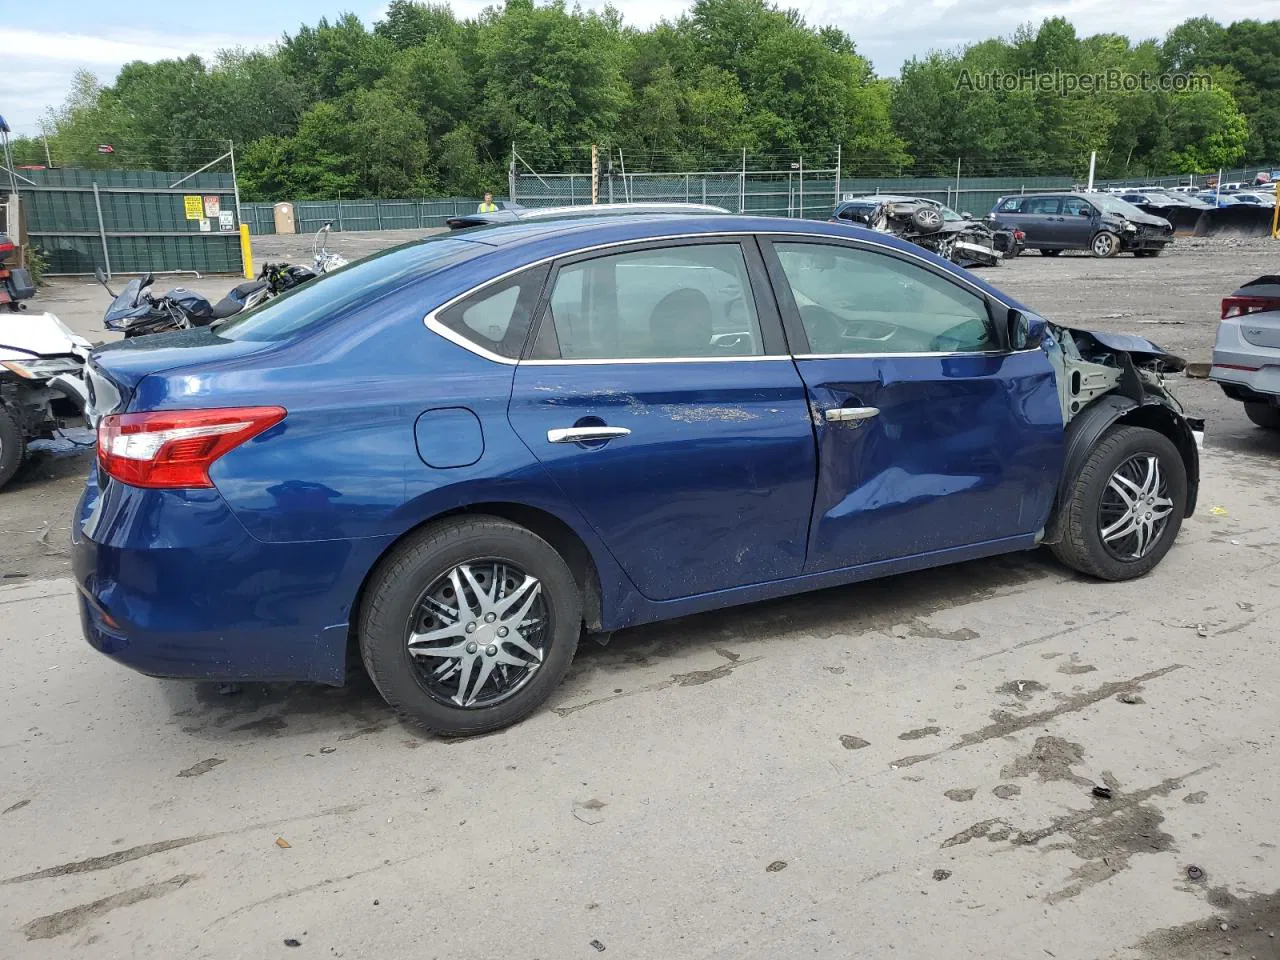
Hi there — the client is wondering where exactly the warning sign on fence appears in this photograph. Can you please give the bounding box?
[219,211,235,232]
[183,195,203,220]
[203,195,221,218]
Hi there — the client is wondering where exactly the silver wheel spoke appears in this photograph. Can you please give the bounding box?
[1110,472,1141,503]
[448,567,476,621]
[503,631,544,662]
[494,575,539,619]
[408,559,548,709]
[1102,513,1138,543]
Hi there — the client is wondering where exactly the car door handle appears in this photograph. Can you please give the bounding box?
[547,426,632,443]
[824,407,880,422]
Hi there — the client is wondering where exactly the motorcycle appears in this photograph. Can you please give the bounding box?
[0,310,91,490]
[257,222,349,296]
[94,269,272,338]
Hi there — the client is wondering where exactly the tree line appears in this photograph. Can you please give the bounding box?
[9,0,1279,200]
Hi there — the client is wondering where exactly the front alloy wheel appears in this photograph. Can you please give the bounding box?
[1049,425,1187,580]
[1091,231,1120,257]
[1098,455,1174,560]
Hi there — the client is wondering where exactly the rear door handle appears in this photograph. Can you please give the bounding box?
[547,426,632,443]
[824,407,880,422]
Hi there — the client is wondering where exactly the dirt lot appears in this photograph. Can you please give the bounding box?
[1,232,1278,959]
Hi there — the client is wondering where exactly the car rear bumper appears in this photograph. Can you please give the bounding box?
[72,466,390,685]
[1210,317,1280,402]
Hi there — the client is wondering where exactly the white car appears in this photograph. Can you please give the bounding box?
[1211,277,1280,431]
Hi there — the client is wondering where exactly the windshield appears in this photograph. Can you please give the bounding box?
[1090,194,1147,217]
[215,237,481,341]
[936,204,964,221]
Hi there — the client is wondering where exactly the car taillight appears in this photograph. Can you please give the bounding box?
[1013,229,1025,240]
[1221,295,1280,320]
[97,406,285,489]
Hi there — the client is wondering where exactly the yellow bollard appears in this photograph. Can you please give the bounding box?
[239,223,255,279]
[1271,196,1279,239]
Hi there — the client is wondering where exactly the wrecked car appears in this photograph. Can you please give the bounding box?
[74,213,1200,737]
[831,195,1022,267]
[990,192,1173,257]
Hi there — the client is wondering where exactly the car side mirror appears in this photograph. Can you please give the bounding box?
[1007,309,1044,350]
[961,211,973,218]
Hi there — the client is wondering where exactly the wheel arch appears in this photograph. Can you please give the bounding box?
[347,501,606,668]
[1044,395,1200,544]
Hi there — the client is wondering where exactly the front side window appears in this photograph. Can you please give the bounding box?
[536,243,764,360]
[998,197,1024,212]
[1062,197,1095,217]
[772,242,999,355]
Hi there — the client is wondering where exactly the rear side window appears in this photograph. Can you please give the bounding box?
[1024,196,1063,215]
[435,265,549,359]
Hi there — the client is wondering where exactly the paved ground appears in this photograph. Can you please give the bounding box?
[2,232,1278,958]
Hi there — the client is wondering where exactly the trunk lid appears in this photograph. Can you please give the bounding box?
[1238,310,1280,349]
[87,327,279,422]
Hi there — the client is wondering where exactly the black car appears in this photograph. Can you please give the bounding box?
[831,195,1023,267]
[990,192,1173,258]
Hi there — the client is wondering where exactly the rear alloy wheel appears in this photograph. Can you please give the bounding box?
[359,517,581,736]
[1050,425,1187,580]
[1244,401,1280,430]
[911,206,944,234]
[1038,249,1062,257]
[1091,231,1121,258]
[0,405,25,492]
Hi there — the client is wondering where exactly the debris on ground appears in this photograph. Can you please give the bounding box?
[1118,692,1144,704]
[589,940,606,952]
[766,860,788,872]
[275,837,291,848]
[839,735,870,750]
[1092,786,1114,800]
[1186,865,1206,882]
[284,938,301,947]
[1209,505,1228,516]
[933,869,953,881]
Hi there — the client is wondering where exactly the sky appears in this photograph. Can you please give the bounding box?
[4,0,1279,135]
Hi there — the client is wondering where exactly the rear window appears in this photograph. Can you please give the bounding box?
[215,237,479,342]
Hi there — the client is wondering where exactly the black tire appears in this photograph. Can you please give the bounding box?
[1091,231,1121,258]
[1050,425,1187,580]
[0,405,25,492]
[359,516,581,736]
[911,206,944,234]
[1038,249,1062,257]
[1244,401,1280,430]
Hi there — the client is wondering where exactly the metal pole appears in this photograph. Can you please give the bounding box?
[229,140,241,223]
[702,178,706,205]
[617,149,628,203]
[509,143,517,203]
[835,144,841,205]
[92,182,112,279]
[591,144,599,206]
[956,156,961,199]
[1216,168,1222,205]
[1086,151,1096,192]
[740,148,746,214]
[798,156,804,218]
[41,124,52,168]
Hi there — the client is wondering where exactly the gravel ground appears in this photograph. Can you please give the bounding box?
[1,231,1278,959]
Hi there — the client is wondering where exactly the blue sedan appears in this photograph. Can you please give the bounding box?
[75,214,1202,735]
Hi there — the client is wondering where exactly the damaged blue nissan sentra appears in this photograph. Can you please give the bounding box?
[74,213,1203,735]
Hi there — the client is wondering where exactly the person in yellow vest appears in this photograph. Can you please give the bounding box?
[477,192,498,213]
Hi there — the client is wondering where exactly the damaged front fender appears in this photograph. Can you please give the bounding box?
[1038,320,1202,540]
